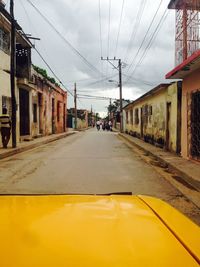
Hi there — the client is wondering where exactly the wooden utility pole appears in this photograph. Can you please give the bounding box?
[118,59,123,133]
[74,83,77,129]
[101,57,123,132]
[10,0,17,148]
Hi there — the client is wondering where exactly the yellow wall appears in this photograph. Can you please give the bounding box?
[77,118,88,130]
[124,83,179,152]
[166,83,178,152]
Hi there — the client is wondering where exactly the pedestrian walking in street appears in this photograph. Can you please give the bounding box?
[0,107,11,148]
[96,120,100,131]
[109,120,113,131]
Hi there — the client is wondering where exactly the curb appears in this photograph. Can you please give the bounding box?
[0,132,75,160]
[119,133,200,192]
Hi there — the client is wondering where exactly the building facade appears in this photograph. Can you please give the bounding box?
[166,52,200,160]
[166,0,200,161]
[0,1,32,146]
[0,2,67,147]
[18,67,67,140]
[124,82,182,153]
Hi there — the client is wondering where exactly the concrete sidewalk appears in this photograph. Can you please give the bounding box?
[0,131,76,160]
[119,133,200,192]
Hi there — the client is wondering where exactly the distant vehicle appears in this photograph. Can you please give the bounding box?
[0,194,199,266]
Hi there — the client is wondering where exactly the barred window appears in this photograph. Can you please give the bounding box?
[0,27,10,53]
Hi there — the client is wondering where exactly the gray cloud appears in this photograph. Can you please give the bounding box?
[13,0,176,115]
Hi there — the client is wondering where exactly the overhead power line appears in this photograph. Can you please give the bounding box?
[34,47,74,97]
[77,94,118,101]
[114,0,125,57]
[125,0,164,77]
[136,10,169,68]
[18,0,74,97]
[98,0,103,58]
[26,0,105,78]
[107,0,111,58]
[124,0,147,62]
[125,8,169,84]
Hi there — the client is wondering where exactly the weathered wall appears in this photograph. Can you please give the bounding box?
[166,83,178,152]
[181,68,200,159]
[125,91,167,145]
[54,92,66,133]
[77,119,87,129]
[124,83,179,152]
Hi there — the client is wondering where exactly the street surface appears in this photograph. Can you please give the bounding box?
[0,128,199,225]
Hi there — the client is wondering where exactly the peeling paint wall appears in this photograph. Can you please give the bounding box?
[17,70,67,140]
[124,83,180,153]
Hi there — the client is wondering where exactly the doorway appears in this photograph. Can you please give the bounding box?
[140,107,143,138]
[19,88,30,136]
[166,102,171,150]
[63,103,66,131]
[52,98,55,134]
[191,91,200,159]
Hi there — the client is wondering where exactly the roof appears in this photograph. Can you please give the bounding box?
[124,83,170,110]
[168,0,200,9]
[166,50,200,79]
[0,194,199,267]
[116,100,130,112]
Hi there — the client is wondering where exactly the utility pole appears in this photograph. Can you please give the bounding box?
[118,59,123,133]
[10,0,17,148]
[74,82,77,129]
[101,57,123,132]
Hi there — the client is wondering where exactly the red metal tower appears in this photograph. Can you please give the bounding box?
[168,0,200,65]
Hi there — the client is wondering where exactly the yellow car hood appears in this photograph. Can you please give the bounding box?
[0,195,199,267]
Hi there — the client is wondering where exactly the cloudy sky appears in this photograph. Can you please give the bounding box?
[11,0,175,116]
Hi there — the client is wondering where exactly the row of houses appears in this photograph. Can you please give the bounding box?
[124,74,199,162]
[124,82,182,154]
[124,0,200,162]
[67,108,96,130]
[0,1,67,146]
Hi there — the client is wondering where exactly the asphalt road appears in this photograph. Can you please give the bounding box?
[0,128,199,224]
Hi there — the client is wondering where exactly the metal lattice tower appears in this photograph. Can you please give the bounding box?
[168,0,200,65]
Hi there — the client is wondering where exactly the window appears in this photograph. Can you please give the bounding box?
[135,108,139,124]
[0,27,10,53]
[33,104,37,123]
[126,111,128,124]
[2,96,11,115]
[130,110,133,125]
[149,105,152,116]
[143,105,149,124]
